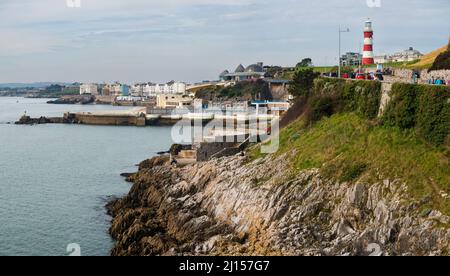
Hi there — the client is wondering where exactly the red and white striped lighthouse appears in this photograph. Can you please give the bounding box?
[362,20,375,65]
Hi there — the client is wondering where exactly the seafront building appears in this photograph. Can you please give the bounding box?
[130,84,145,97]
[251,100,291,116]
[374,47,423,64]
[100,81,187,100]
[79,83,98,95]
[144,81,187,96]
[219,63,267,82]
[129,81,187,97]
[103,83,130,96]
[340,52,362,66]
[156,94,193,108]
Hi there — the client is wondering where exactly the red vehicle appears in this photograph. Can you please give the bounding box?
[343,73,349,79]
[356,73,366,80]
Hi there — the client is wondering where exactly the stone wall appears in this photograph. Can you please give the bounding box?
[420,69,450,81]
[196,142,239,162]
[392,69,450,83]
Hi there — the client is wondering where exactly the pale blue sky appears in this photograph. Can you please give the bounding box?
[0,0,449,83]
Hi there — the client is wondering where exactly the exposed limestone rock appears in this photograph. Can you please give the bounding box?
[107,153,450,256]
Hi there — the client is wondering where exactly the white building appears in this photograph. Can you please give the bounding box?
[109,84,121,96]
[143,81,187,97]
[80,84,98,95]
[156,94,193,108]
[374,47,423,64]
[130,84,145,97]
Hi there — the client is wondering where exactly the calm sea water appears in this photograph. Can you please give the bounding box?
[0,97,173,256]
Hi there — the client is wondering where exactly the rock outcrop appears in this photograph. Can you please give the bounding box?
[47,95,95,105]
[15,115,76,125]
[15,115,62,125]
[107,152,449,256]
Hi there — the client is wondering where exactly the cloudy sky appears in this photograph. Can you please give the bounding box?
[0,0,449,84]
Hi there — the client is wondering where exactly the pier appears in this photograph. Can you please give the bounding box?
[16,108,278,127]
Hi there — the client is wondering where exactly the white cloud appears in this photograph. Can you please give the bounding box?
[0,0,448,82]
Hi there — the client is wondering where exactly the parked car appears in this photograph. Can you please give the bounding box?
[356,73,366,80]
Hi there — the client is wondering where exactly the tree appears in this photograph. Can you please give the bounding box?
[288,68,320,98]
[296,58,313,68]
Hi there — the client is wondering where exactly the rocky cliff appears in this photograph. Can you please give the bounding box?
[107,151,449,256]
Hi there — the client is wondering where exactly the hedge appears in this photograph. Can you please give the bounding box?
[382,83,450,146]
[382,83,418,129]
[313,78,382,120]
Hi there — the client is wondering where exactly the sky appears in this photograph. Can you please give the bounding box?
[0,0,449,84]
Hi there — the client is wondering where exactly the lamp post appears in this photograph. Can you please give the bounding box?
[339,26,350,78]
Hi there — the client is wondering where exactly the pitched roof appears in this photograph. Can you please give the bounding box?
[235,64,245,73]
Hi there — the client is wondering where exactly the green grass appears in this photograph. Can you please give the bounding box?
[250,113,449,215]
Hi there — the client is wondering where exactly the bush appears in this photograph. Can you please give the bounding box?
[305,95,337,123]
[416,86,450,145]
[289,69,320,98]
[382,83,418,129]
[340,163,368,182]
[382,83,450,146]
[341,80,381,119]
[313,78,382,120]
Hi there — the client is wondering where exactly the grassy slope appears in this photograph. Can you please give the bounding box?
[249,113,450,216]
[408,45,448,70]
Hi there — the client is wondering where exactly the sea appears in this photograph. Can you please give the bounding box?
[0,97,173,256]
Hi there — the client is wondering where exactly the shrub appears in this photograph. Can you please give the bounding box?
[382,83,450,146]
[305,95,337,123]
[416,85,450,146]
[313,78,382,120]
[382,83,418,129]
[341,80,381,119]
[289,69,320,98]
[340,163,368,182]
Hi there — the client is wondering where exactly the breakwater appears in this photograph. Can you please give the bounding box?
[16,110,277,127]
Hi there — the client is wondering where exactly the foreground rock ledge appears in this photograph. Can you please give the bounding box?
[107,154,449,256]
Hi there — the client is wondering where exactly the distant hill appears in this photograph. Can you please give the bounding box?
[0,82,72,89]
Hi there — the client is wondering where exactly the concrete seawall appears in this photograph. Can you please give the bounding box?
[74,113,146,126]
[18,110,278,127]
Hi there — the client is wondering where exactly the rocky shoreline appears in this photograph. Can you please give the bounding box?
[47,95,95,105]
[107,150,449,256]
